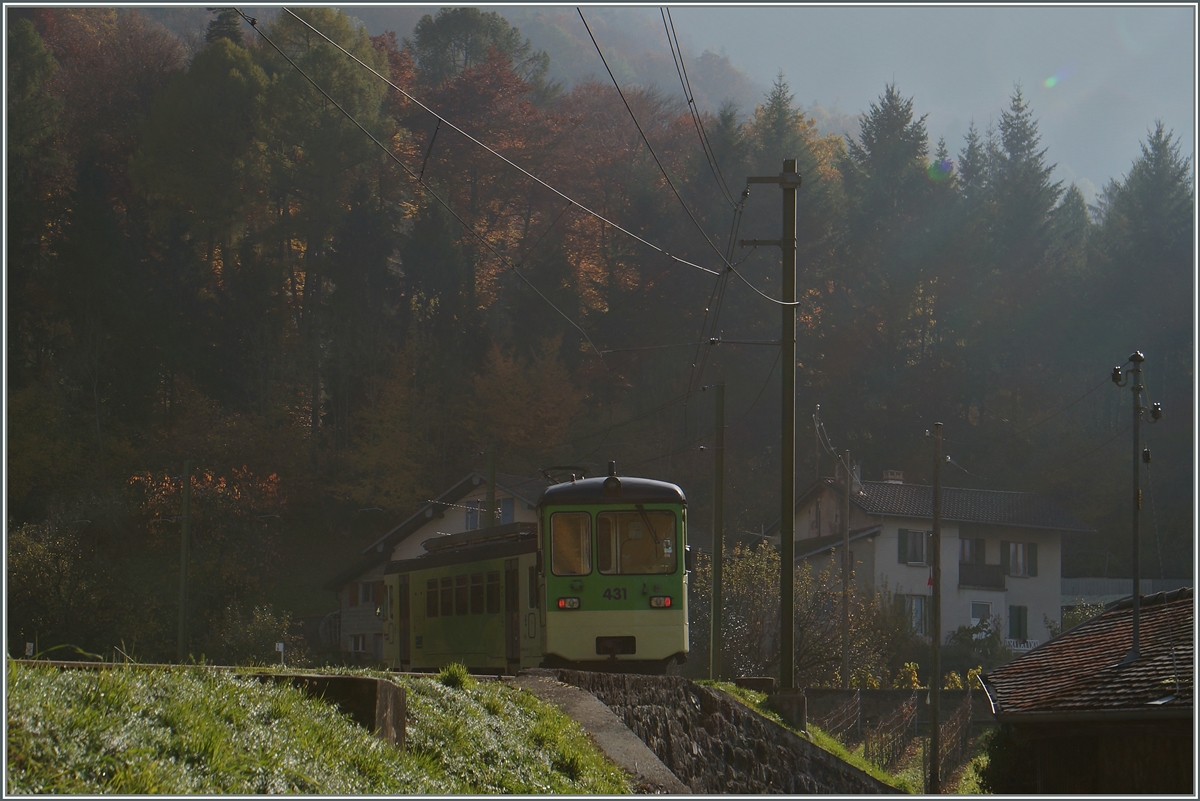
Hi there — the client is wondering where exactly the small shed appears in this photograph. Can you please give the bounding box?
[981,587,1193,794]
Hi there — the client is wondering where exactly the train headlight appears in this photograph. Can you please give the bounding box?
[557,597,581,610]
[649,596,673,608]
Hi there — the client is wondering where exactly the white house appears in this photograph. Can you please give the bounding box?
[324,472,545,660]
[771,469,1095,651]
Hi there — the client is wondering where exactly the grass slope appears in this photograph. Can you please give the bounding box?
[6,661,629,795]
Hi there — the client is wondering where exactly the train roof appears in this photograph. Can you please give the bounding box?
[540,475,686,506]
[386,526,537,574]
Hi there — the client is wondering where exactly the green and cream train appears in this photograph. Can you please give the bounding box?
[380,465,690,674]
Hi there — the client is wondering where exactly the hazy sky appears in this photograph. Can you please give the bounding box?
[628,5,1196,202]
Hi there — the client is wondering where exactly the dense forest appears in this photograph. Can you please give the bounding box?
[7,8,1193,663]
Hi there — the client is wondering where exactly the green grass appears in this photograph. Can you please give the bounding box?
[698,680,919,793]
[6,661,629,795]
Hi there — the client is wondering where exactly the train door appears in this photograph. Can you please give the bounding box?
[521,556,543,667]
[397,574,410,666]
[505,559,520,670]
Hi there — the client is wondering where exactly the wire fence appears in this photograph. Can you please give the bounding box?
[813,689,861,744]
[927,689,975,783]
[862,691,918,771]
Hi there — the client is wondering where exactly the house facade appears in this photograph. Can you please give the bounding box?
[323,472,545,660]
[780,470,1094,651]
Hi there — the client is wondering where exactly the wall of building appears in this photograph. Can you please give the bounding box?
[340,563,387,657]
[877,519,1062,648]
[390,487,537,562]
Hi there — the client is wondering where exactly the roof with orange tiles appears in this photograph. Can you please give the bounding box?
[983,588,1193,722]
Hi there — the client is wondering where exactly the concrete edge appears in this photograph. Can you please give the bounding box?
[510,669,690,794]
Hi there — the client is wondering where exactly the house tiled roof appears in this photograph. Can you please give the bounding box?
[983,588,1193,720]
[855,480,1095,531]
[794,526,881,560]
[324,472,547,591]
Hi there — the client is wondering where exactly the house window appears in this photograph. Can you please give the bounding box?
[455,575,469,615]
[465,500,481,530]
[551,512,592,576]
[902,594,928,636]
[971,602,992,627]
[426,579,439,617]
[351,633,367,652]
[360,582,374,605]
[960,538,986,564]
[1002,541,1038,577]
[898,529,932,565]
[1008,605,1029,641]
[486,571,501,614]
[470,573,485,615]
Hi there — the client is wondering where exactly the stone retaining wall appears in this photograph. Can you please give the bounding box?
[551,670,898,794]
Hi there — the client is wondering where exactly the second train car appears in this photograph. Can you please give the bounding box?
[380,464,690,673]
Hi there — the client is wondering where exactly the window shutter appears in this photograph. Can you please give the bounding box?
[976,538,986,564]
[1027,543,1037,577]
[1000,541,1010,574]
[898,529,909,563]
[348,583,359,606]
[1008,605,1018,639]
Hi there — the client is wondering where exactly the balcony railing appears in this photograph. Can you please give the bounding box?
[1005,638,1040,652]
[958,562,1006,590]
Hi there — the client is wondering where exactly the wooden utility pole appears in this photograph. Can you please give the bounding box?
[841,449,851,689]
[742,159,801,690]
[710,382,725,680]
[930,423,943,793]
[177,460,192,664]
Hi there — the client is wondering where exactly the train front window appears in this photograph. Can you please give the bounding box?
[551,512,592,576]
[598,510,676,575]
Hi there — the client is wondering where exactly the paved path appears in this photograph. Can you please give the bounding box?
[510,670,689,794]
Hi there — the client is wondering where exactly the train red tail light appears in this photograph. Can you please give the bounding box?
[649,596,672,608]
[557,597,581,610]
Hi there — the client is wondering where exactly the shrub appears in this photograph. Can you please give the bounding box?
[438,662,475,689]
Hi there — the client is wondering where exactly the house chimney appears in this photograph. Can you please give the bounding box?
[883,470,903,484]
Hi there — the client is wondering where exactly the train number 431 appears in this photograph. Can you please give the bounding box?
[602,587,627,600]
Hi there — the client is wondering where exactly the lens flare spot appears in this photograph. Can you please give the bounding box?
[1043,63,1075,89]
[926,158,953,183]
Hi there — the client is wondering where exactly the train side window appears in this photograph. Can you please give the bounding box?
[440,577,454,615]
[486,571,501,614]
[470,573,485,614]
[426,579,438,617]
[598,511,677,575]
[455,575,469,615]
[527,565,539,609]
[550,512,592,576]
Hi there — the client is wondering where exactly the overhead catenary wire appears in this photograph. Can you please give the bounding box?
[576,7,802,309]
[238,9,606,365]
[661,6,736,208]
[276,7,719,278]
